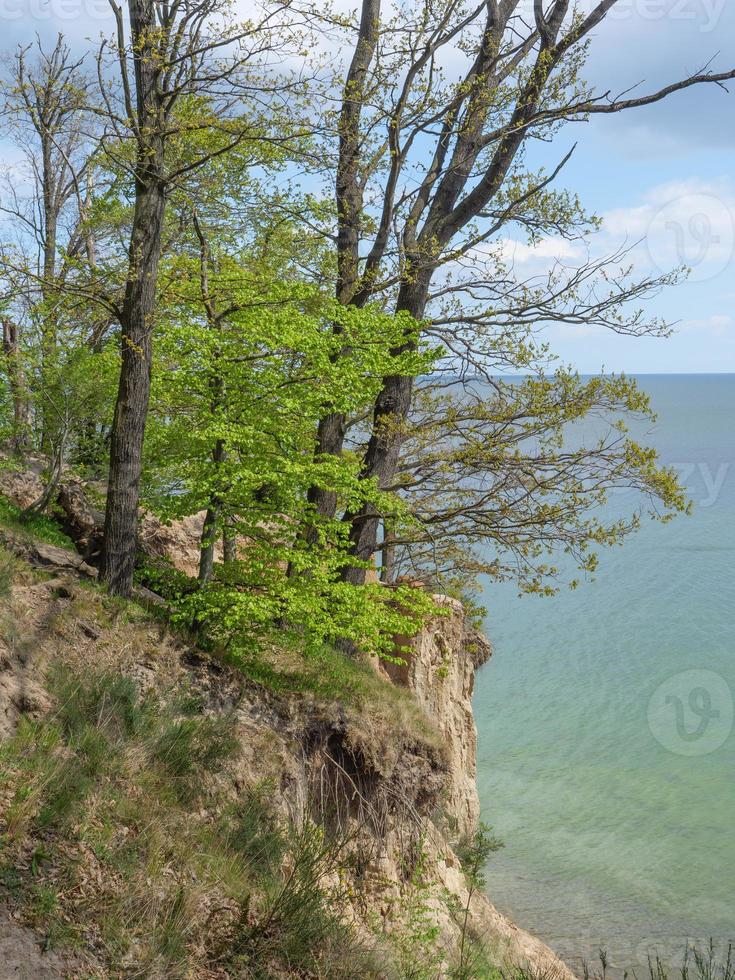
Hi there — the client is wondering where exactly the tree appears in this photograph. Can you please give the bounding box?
[0,35,96,452]
[142,204,434,654]
[306,0,735,587]
[95,0,302,595]
[381,371,688,596]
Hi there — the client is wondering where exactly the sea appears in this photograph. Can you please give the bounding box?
[474,375,735,976]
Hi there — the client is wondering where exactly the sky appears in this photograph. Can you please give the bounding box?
[0,0,734,373]
[526,0,735,374]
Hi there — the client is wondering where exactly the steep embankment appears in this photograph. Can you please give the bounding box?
[0,468,573,978]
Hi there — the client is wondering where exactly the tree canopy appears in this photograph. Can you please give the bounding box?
[1,1,730,656]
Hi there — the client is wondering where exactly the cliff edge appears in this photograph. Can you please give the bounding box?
[0,470,573,978]
[378,595,573,978]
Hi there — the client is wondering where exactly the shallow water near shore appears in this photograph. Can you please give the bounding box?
[474,375,735,975]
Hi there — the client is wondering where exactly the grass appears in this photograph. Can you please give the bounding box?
[0,493,74,549]
[576,944,735,980]
[0,666,385,978]
[0,544,18,599]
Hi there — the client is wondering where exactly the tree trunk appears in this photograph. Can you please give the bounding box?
[341,372,414,585]
[307,412,347,520]
[199,505,219,583]
[307,0,381,522]
[39,169,59,453]
[379,520,395,583]
[99,0,168,597]
[99,180,165,596]
[198,439,226,583]
[341,274,429,585]
[1,318,32,453]
[223,518,237,563]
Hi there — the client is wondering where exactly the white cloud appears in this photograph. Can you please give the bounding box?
[602,178,735,283]
[497,237,584,266]
[678,314,735,337]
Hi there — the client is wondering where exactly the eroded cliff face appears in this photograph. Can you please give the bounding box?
[371,595,574,978]
[0,469,573,977]
[382,594,492,839]
[203,589,572,977]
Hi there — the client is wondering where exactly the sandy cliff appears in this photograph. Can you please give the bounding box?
[0,467,574,977]
[376,595,573,977]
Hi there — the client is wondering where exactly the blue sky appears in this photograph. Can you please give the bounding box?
[1,0,734,373]
[534,1,735,373]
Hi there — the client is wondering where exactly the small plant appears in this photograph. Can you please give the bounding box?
[452,824,504,979]
[646,942,734,980]
[383,842,445,980]
[579,942,734,980]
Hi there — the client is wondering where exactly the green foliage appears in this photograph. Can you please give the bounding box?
[449,825,505,980]
[387,845,445,980]
[0,493,74,548]
[455,823,504,894]
[31,339,118,472]
[141,220,438,657]
[178,569,436,661]
[396,369,689,596]
[134,554,199,603]
[0,382,17,447]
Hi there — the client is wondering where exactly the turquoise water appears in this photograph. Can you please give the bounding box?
[474,376,735,975]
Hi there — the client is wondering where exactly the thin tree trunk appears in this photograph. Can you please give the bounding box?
[1,318,32,453]
[223,518,237,563]
[199,506,219,583]
[23,424,67,517]
[100,180,165,596]
[190,212,231,585]
[307,0,381,522]
[379,520,395,583]
[198,439,226,583]
[39,169,58,453]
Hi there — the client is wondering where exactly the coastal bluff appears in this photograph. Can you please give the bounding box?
[0,464,573,977]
